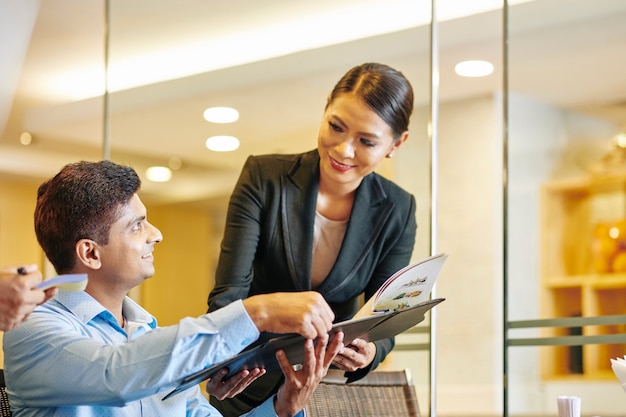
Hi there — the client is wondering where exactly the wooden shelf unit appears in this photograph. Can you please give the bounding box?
[540,174,626,380]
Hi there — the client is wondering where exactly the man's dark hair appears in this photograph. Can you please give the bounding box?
[34,160,141,273]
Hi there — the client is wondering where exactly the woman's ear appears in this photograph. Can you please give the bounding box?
[76,239,102,270]
[387,131,409,157]
[396,131,409,148]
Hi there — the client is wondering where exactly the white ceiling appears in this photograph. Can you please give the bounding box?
[1,0,625,205]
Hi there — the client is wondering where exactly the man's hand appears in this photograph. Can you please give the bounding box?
[205,367,266,400]
[0,265,56,331]
[243,292,335,339]
[332,338,376,372]
[273,332,344,417]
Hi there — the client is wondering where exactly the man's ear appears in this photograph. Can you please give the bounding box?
[76,239,102,270]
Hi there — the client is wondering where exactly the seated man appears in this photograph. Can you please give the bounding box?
[3,160,343,417]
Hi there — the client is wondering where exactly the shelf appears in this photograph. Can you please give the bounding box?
[544,273,626,288]
[540,174,626,381]
[590,274,626,289]
[543,174,626,193]
[543,276,587,288]
[541,370,618,381]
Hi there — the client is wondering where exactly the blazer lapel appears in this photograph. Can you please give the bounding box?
[316,173,394,296]
[281,151,320,290]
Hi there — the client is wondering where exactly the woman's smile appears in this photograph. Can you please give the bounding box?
[329,156,354,173]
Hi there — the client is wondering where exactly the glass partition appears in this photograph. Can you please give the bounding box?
[435,4,505,416]
[0,1,105,184]
[506,0,626,415]
[0,2,105,266]
[0,0,104,366]
[106,0,435,414]
[0,0,436,411]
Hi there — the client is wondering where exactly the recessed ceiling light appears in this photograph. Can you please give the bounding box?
[145,166,172,182]
[454,60,494,77]
[206,136,240,152]
[615,132,626,149]
[203,107,239,123]
[20,132,33,145]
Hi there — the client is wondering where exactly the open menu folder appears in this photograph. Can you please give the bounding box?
[354,253,447,318]
[163,253,447,400]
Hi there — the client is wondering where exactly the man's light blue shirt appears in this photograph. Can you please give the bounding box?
[3,291,296,417]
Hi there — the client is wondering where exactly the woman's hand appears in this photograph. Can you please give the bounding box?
[205,367,266,400]
[331,338,376,372]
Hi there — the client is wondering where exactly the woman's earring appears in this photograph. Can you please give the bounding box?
[386,153,394,158]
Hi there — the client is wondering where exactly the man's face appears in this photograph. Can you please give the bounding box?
[98,194,162,289]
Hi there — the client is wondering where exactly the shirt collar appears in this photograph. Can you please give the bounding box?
[53,290,157,329]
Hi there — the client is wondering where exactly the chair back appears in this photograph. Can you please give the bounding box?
[306,369,420,417]
[0,370,12,417]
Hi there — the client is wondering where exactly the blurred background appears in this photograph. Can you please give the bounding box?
[1,0,626,416]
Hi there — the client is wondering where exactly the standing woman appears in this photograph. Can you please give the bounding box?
[208,62,417,416]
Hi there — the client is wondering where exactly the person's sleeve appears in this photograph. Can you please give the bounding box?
[3,300,259,407]
[346,193,417,382]
[241,394,306,417]
[208,155,265,312]
[344,337,394,383]
[184,385,220,417]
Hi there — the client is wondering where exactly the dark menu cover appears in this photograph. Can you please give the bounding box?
[163,297,444,400]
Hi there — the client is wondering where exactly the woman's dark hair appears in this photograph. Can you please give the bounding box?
[327,62,414,140]
[34,160,141,274]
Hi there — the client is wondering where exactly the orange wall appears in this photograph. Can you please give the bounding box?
[0,180,43,267]
[139,202,216,326]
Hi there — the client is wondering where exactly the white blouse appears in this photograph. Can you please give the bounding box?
[311,210,348,288]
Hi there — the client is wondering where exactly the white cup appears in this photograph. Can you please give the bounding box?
[557,396,581,417]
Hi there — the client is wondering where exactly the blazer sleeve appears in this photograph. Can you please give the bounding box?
[207,155,265,312]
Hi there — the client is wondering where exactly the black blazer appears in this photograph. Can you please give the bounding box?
[208,149,417,380]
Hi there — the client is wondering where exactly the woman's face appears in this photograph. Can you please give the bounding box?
[317,92,407,191]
